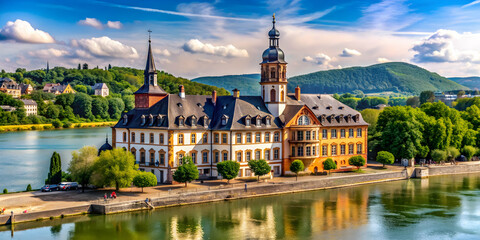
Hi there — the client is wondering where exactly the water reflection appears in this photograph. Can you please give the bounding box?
[2,173,480,239]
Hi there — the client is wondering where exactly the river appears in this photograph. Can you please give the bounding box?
[0,127,111,192]
[1,173,480,239]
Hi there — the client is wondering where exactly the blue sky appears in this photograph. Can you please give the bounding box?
[1,0,480,78]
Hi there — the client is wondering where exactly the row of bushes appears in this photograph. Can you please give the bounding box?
[1,184,33,194]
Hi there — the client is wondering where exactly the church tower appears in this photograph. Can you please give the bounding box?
[260,14,287,117]
[134,33,168,109]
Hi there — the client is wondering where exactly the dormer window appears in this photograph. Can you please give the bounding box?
[298,115,310,125]
[266,116,272,126]
[191,116,197,126]
[149,114,154,126]
[326,106,332,110]
[141,115,146,126]
[245,116,251,127]
[178,116,185,126]
[202,116,209,128]
[157,115,163,126]
[256,116,261,127]
[221,115,229,126]
[123,114,128,125]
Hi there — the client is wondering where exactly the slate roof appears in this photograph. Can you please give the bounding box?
[93,83,108,90]
[20,99,37,106]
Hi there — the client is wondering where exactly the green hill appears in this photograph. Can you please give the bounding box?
[192,74,260,96]
[288,62,467,94]
[449,77,480,90]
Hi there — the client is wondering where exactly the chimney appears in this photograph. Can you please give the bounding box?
[212,90,217,105]
[295,85,301,101]
[179,85,185,99]
[233,88,240,98]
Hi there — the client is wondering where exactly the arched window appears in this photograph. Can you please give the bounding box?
[270,89,276,102]
[270,68,276,78]
[280,90,284,102]
[298,115,310,125]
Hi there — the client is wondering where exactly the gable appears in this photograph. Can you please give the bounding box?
[284,105,321,127]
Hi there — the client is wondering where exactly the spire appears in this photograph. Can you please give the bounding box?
[46,61,49,73]
[145,30,156,75]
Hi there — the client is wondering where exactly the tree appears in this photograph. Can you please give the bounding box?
[322,158,336,174]
[462,146,477,161]
[289,160,304,181]
[376,151,394,168]
[348,156,366,170]
[108,98,125,119]
[46,152,62,184]
[133,172,157,192]
[419,91,435,105]
[173,156,199,187]
[406,96,420,108]
[91,97,109,119]
[74,85,88,94]
[353,90,365,98]
[431,149,446,163]
[92,148,138,190]
[72,93,93,118]
[77,63,81,70]
[217,160,240,184]
[446,146,460,162]
[248,159,271,182]
[108,64,112,70]
[26,184,32,191]
[68,146,98,192]
[82,63,88,70]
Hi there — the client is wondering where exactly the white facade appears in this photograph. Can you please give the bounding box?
[21,99,37,116]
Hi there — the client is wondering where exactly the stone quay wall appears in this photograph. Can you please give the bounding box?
[428,163,480,176]
[0,205,91,226]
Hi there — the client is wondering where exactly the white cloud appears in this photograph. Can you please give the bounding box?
[107,21,122,29]
[303,53,332,65]
[182,39,248,58]
[28,48,69,58]
[0,19,55,43]
[153,48,171,56]
[339,48,361,57]
[78,18,103,29]
[360,0,421,31]
[73,36,138,58]
[377,57,390,63]
[462,0,480,8]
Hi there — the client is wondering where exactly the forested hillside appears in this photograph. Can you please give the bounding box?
[449,77,480,90]
[192,74,260,96]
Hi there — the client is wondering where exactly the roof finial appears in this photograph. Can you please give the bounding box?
[106,133,109,144]
[272,13,276,26]
[148,29,152,42]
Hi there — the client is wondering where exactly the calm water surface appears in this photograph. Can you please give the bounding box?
[0,128,110,191]
[1,173,480,240]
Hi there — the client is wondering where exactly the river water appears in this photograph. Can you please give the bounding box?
[1,173,480,240]
[0,128,111,192]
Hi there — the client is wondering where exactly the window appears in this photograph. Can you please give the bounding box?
[178,134,184,144]
[274,132,280,142]
[270,89,276,101]
[297,147,304,156]
[322,145,328,156]
[331,145,337,156]
[357,128,362,137]
[191,117,197,126]
[140,151,145,163]
[222,133,227,144]
[191,152,197,164]
[265,150,270,160]
[246,151,251,161]
[340,129,345,138]
[236,133,242,144]
[312,131,316,140]
[160,153,165,165]
[266,118,271,126]
[255,150,261,160]
[237,152,242,162]
[223,152,228,161]
[298,115,310,125]
[357,144,363,154]
[150,152,155,164]
[245,118,251,126]
[179,118,185,126]
[274,149,279,159]
[203,152,208,163]
[349,144,354,154]
[214,151,219,163]
[322,129,327,139]
[331,129,337,138]
[191,133,196,144]
[246,133,252,143]
[149,133,154,143]
[297,131,304,141]
[131,149,136,160]
[140,133,145,143]
[160,134,164,144]
[291,146,295,157]
[271,68,276,78]
[306,131,311,140]
[132,132,136,142]
[203,133,208,143]
[221,116,228,125]
[256,133,261,143]
[349,128,354,138]
[214,133,219,143]
[123,132,127,142]
[313,146,316,155]
[256,118,261,127]
[306,146,311,156]
[265,132,270,142]
[341,145,346,155]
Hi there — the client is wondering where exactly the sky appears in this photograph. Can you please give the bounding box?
[1,0,480,79]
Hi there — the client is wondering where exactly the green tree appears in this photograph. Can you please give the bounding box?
[446,146,460,162]
[348,156,366,170]
[289,160,304,181]
[91,97,109,119]
[406,96,420,108]
[431,149,447,163]
[108,98,125,119]
[72,93,93,118]
[353,90,365,98]
[247,159,271,182]
[68,146,98,192]
[92,148,138,190]
[322,158,336,175]
[462,146,477,161]
[216,160,240,184]
[133,171,157,192]
[74,85,88,94]
[46,104,61,119]
[3,189,7,194]
[52,119,62,128]
[26,184,32,191]
[173,156,199,187]
[46,152,62,184]
[419,91,435,104]
[82,63,88,70]
[376,151,394,168]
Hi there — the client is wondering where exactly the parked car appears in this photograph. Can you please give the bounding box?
[58,182,79,191]
[41,184,58,192]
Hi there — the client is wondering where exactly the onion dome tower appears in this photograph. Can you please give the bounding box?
[260,14,287,117]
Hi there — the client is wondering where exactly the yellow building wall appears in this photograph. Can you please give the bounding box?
[62,84,76,94]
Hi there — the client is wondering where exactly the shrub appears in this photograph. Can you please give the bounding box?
[446,147,460,162]
[133,172,157,192]
[217,160,240,184]
[376,151,394,167]
[26,184,32,191]
[462,146,477,161]
[248,159,271,182]
[431,149,447,163]
[3,188,7,194]
[348,156,366,170]
[172,156,199,187]
[63,122,72,128]
[322,158,336,174]
[52,119,62,128]
[289,160,305,181]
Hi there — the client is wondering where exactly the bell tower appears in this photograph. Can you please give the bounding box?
[260,14,287,117]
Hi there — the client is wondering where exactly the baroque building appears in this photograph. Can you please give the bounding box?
[112,16,368,183]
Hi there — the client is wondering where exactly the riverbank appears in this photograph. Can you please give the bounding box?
[0,122,116,133]
[2,162,480,226]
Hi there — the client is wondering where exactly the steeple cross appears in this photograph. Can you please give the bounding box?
[148,30,152,42]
